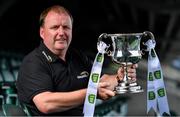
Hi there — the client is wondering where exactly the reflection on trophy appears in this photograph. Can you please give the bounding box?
[98,31,155,94]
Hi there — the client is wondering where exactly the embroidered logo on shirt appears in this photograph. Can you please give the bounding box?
[42,51,52,62]
[77,71,89,79]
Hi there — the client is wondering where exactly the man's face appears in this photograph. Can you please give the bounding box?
[40,11,72,54]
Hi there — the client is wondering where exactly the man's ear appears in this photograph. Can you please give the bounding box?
[40,27,44,40]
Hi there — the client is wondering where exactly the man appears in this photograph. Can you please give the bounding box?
[16,5,137,116]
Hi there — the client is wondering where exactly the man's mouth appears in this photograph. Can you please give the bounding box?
[56,39,66,42]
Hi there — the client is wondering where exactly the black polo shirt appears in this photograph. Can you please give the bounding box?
[16,42,92,116]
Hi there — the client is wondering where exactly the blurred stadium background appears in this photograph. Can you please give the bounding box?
[0,0,180,116]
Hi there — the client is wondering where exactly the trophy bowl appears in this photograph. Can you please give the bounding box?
[98,31,154,94]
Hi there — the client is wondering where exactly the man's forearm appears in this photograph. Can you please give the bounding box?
[33,89,87,114]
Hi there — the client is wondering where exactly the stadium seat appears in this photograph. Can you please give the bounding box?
[20,103,32,116]
[5,93,18,105]
[0,95,5,105]
[2,104,27,116]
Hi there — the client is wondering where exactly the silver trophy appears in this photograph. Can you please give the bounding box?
[98,31,155,94]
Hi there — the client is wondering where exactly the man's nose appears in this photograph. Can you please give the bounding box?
[58,27,65,35]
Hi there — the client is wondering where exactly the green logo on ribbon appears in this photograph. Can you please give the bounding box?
[158,88,165,97]
[148,91,155,100]
[148,72,153,81]
[97,54,103,62]
[88,94,96,104]
[154,70,161,79]
[91,73,99,83]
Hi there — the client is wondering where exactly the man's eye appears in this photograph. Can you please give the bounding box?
[51,26,59,29]
[63,26,71,30]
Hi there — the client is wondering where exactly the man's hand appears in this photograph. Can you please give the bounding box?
[97,82,115,100]
[97,74,118,100]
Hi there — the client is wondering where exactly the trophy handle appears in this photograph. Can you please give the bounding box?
[98,33,112,56]
[143,31,155,40]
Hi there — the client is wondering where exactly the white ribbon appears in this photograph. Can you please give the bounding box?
[83,41,107,117]
[146,40,170,116]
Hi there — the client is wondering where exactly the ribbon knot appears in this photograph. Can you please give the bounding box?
[145,39,156,51]
[97,41,107,54]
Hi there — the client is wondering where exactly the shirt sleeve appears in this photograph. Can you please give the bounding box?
[17,55,53,103]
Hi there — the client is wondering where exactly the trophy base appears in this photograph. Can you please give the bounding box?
[115,81,143,94]
[129,82,144,93]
